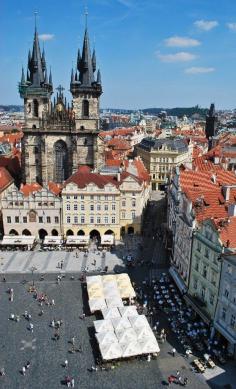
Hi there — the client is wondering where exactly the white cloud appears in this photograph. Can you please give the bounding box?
[194,20,218,31]
[165,36,201,48]
[227,22,236,31]
[157,51,197,63]
[38,34,55,41]
[185,67,215,74]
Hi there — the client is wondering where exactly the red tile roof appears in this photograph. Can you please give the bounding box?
[48,182,62,196]
[20,183,42,197]
[0,167,13,192]
[213,217,236,249]
[193,156,222,172]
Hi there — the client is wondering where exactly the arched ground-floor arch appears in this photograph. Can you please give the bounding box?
[128,226,134,235]
[38,229,48,240]
[66,229,74,236]
[90,229,101,242]
[9,229,18,236]
[105,230,114,235]
[51,229,58,236]
[22,229,31,236]
[77,230,85,236]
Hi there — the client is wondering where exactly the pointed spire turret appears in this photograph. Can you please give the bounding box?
[28,49,32,71]
[21,67,26,84]
[31,25,44,86]
[97,69,101,85]
[27,69,30,82]
[41,47,46,72]
[71,68,75,83]
[77,49,81,71]
[44,67,48,84]
[49,67,53,86]
[92,49,96,73]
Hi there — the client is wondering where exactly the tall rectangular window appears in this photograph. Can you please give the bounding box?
[7,216,11,223]
[81,215,85,224]
[15,216,19,223]
[47,216,51,223]
[66,216,71,223]
[104,216,109,224]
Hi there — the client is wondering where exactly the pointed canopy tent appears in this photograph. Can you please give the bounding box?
[111,316,132,332]
[101,307,121,320]
[89,298,107,313]
[86,275,102,286]
[94,319,114,333]
[128,315,150,330]
[115,327,137,344]
[87,283,103,293]
[102,275,117,283]
[135,326,156,341]
[88,289,104,299]
[106,296,123,309]
[119,287,136,299]
[138,338,160,354]
[95,331,118,346]
[118,306,138,318]
[99,342,122,361]
[103,289,121,300]
[116,273,130,282]
[121,341,142,358]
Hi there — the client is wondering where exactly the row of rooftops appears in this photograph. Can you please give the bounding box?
[138,137,189,153]
[176,168,236,249]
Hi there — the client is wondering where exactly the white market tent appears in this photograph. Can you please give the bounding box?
[101,234,115,245]
[128,315,150,330]
[135,326,156,341]
[94,319,114,333]
[99,342,123,361]
[115,327,137,344]
[102,274,117,283]
[102,307,121,320]
[111,316,132,331]
[119,287,136,299]
[138,337,160,354]
[88,289,104,299]
[121,341,142,358]
[43,236,63,245]
[1,235,36,248]
[118,306,138,318]
[86,275,102,286]
[89,298,107,313]
[106,296,124,308]
[96,331,118,346]
[66,236,89,245]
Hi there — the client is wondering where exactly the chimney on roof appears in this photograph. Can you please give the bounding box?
[223,185,231,202]
[117,172,121,182]
[211,174,216,184]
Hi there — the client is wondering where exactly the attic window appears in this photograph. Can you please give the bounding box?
[193,182,199,187]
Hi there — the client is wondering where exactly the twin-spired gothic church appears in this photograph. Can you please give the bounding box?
[19,23,104,185]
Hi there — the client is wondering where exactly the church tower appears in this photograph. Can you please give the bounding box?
[70,25,103,168]
[19,24,53,184]
[205,103,217,150]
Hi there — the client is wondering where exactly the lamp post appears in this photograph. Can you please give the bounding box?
[30,265,37,286]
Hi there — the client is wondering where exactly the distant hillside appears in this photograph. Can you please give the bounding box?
[142,106,208,117]
[102,106,208,117]
[0,105,23,112]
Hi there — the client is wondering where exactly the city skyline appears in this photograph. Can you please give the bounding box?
[1,0,236,108]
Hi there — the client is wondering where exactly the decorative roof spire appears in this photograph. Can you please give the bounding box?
[21,67,26,84]
[31,21,44,86]
[78,27,94,86]
[71,68,74,83]
[97,69,101,85]
[44,67,48,84]
[27,49,32,71]
[41,47,46,72]
[77,48,81,71]
[49,67,53,86]
[92,49,96,73]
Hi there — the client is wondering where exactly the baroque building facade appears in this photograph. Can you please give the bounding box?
[19,24,103,185]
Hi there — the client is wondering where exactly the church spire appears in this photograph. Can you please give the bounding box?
[97,69,101,85]
[78,27,94,86]
[49,67,53,86]
[92,49,96,73]
[31,24,44,86]
[41,47,46,72]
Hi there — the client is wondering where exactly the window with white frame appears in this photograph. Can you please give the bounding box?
[66,216,71,223]
[66,203,70,211]
[111,216,116,224]
[97,216,101,224]
[104,216,109,224]
[74,216,78,224]
[74,204,78,211]
[112,203,116,211]
[97,204,101,211]
[81,215,85,224]
[81,195,84,200]
[90,216,94,224]
[132,199,136,207]
[81,203,85,211]
[122,212,125,219]
[104,204,108,211]
[90,204,94,211]
[122,200,126,207]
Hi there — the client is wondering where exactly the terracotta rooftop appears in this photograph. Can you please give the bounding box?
[48,182,62,196]
[213,217,236,249]
[0,167,13,192]
[20,183,42,197]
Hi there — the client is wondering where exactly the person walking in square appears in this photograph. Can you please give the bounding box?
[172,347,176,357]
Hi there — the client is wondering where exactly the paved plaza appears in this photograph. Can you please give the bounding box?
[0,275,211,389]
[0,245,126,275]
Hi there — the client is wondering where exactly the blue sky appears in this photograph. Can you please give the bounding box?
[1,0,236,109]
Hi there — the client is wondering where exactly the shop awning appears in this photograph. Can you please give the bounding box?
[1,235,36,246]
[101,235,114,245]
[214,321,236,344]
[169,266,187,294]
[184,294,211,326]
[43,236,63,245]
[66,236,89,245]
